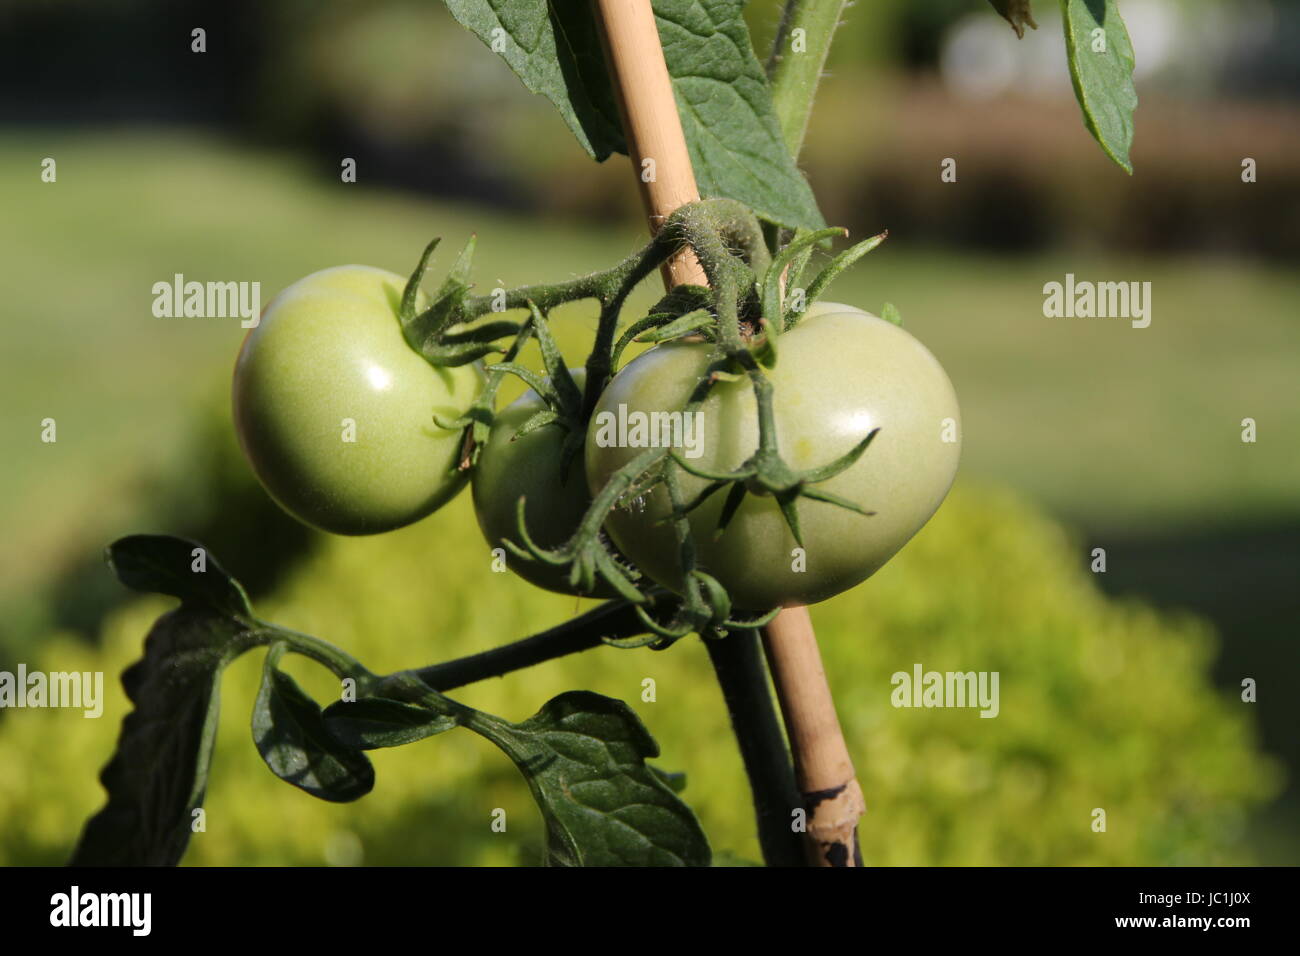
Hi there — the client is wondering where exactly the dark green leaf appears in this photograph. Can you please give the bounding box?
[1062,0,1138,173]
[316,677,707,865]
[106,534,251,618]
[443,0,623,160]
[252,644,375,802]
[322,696,459,750]
[70,606,256,865]
[71,536,267,865]
[443,0,825,230]
[469,691,710,866]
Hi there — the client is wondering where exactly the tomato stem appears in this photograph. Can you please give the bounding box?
[705,630,806,867]
[766,0,850,160]
[409,599,659,691]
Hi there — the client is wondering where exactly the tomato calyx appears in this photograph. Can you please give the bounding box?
[399,235,516,368]
[631,467,785,642]
[665,365,882,548]
[432,318,535,471]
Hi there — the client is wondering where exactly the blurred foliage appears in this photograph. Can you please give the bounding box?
[0,401,1279,865]
[4,1,1298,254]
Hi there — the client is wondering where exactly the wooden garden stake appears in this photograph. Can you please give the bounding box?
[593,0,705,288]
[594,0,866,867]
[761,606,865,865]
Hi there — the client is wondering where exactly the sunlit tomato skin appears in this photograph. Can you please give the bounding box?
[799,300,869,321]
[584,309,961,610]
[232,265,482,535]
[473,370,618,598]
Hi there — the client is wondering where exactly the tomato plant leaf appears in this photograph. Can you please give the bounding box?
[106,533,252,618]
[654,0,825,230]
[442,0,623,160]
[318,677,708,865]
[252,643,375,802]
[1061,0,1138,173]
[466,690,711,866]
[442,0,825,231]
[322,696,459,750]
[70,536,262,865]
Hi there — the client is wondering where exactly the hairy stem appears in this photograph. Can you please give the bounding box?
[581,237,675,412]
[411,600,650,691]
[767,0,849,159]
[705,631,805,866]
[259,625,380,689]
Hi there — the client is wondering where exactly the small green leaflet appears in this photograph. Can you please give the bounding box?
[441,0,825,231]
[1061,0,1138,173]
[331,675,709,864]
[251,643,375,802]
[989,0,1137,172]
[106,532,252,618]
[323,695,459,750]
[467,691,710,866]
[319,682,711,865]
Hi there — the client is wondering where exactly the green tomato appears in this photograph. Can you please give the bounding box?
[799,300,868,321]
[585,309,960,609]
[472,370,618,598]
[232,264,482,535]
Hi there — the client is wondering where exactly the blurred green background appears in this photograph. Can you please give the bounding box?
[0,0,1296,865]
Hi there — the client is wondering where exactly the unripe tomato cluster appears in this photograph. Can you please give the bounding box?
[233,269,960,610]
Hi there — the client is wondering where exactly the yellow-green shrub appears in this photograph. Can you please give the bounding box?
[0,479,1278,865]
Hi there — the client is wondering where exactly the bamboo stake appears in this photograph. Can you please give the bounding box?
[761,606,865,865]
[593,0,865,866]
[593,0,705,288]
